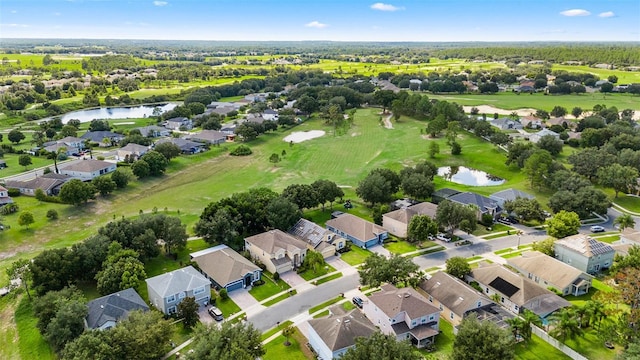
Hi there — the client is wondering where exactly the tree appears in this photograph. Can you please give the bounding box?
[550,106,567,118]
[269,153,281,164]
[401,173,434,200]
[549,307,583,342]
[445,256,472,279]
[177,297,200,329]
[153,142,181,160]
[490,132,511,146]
[503,197,544,222]
[266,197,302,231]
[341,331,420,360]
[523,150,553,189]
[356,172,394,206]
[186,322,264,360]
[571,107,583,119]
[505,141,536,168]
[520,309,543,341]
[548,187,610,219]
[450,141,462,155]
[95,243,146,295]
[17,211,35,228]
[614,214,635,232]
[435,200,477,235]
[546,211,580,238]
[60,125,77,138]
[92,176,116,196]
[281,325,295,346]
[195,207,241,247]
[358,253,420,287]
[312,179,344,211]
[8,129,25,144]
[131,160,151,178]
[536,135,563,156]
[6,258,32,300]
[452,313,515,360]
[428,142,439,158]
[597,164,639,198]
[59,179,96,205]
[61,328,114,360]
[111,168,132,188]
[45,298,88,352]
[18,154,32,169]
[281,184,319,210]
[407,215,437,245]
[139,150,169,176]
[88,119,110,132]
[374,90,396,113]
[532,237,556,256]
[601,82,614,93]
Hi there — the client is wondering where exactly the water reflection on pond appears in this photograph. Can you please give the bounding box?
[60,103,177,123]
[437,166,505,186]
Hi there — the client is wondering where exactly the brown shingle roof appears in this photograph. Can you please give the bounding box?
[368,284,439,319]
[507,251,592,290]
[419,271,490,317]
[191,245,260,287]
[308,308,376,352]
[61,159,114,173]
[326,213,386,242]
[245,229,308,255]
[383,202,438,224]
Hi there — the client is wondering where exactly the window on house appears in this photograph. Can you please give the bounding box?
[166,294,175,303]
[178,292,186,300]
[450,312,454,320]
[412,321,417,326]
[422,318,427,323]
[429,315,435,321]
[477,301,482,308]
[167,306,177,314]
[514,305,519,311]
[485,288,489,293]
[439,304,443,311]
[429,295,433,302]
[193,287,205,295]
[501,297,504,303]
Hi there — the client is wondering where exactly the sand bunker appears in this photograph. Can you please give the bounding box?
[113,122,135,125]
[462,105,539,117]
[283,130,325,143]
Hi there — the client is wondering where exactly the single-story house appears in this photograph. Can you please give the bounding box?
[187,130,227,145]
[4,173,71,196]
[489,118,523,130]
[164,117,193,131]
[244,229,308,274]
[288,218,346,258]
[85,288,149,330]
[468,263,572,319]
[507,251,593,296]
[155,138,206,154]
[190,245,262,292]
[546,117,574,129]
[554,234,615,274]
[520,116,543,129]
[81,131,125,147]
[489,188,535,208]
[364,284,440,348]
[244,114,267,125]
[262,109,279,121]
[43,142,79,156]
[431,188,461,204]
[447,192,503,220]
[307,306,377,359]
[326,213,388,248]
[0,185,14,205]
[529,129,561,144]
[136,125,171,138]
[116,143,148,161]
[209,106,237,116]
[419,271,494,327]
[145,266,210,315]
[382,202,438,238]
[60,159,117,181]
[244,93,268,103]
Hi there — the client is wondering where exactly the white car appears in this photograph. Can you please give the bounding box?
[590,225,605,233]
[436,233,452,242]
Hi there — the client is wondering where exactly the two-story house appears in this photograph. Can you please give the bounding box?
[554,235,616,274]
[145,266,210,315]
[326,213,388,249]
[507,251,593,296]
[288,218,346,259]
[363,284,440,348]
[0,185,14,205]
[446,192,503,221]
[382,202,438,238]
[244,229,308,274]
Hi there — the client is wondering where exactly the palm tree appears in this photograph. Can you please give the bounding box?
[585,300,607,329]
[521,310,543,341]
[549,307,583,342]
[506,317,525,341]
[615,214,635,232]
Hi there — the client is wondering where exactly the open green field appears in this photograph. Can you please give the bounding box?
[552,64,640,85]
[612,195,640,213]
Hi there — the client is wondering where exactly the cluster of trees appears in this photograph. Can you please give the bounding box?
[195,180,343,249]
[358,253,423,288]
[356,162,437,207]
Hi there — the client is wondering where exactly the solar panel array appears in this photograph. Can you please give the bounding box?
[289,219,324,247]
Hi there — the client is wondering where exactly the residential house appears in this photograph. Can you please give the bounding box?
[447,192,503,220]
[209,106,237,116]
[489,188,534,208]
[419,271,493,327]
[288,218,346,259]
[244,229,308,274]
[116,143,148,161]
[0,185,14,205]
[60,159,117,181]
[326,213,388,249]
[431,188,461,204]
[145,266,210,315]
[81,131,125,147]
[468,263,571,319]
[363,284,440,348]
[155,138,205,154]
[307,306,377,360]
[43,142,78,156]
[4,173,71,196]
[507,251,593,296]
[612,228,640,255]
[262,109,279,121]
[554,234,615,274]
[85,288,149,330]
[244,93,268,103]
[191,245,262,292]
[164,117,193,131]
[546,117,574,129]
[489,118,523,130]
[206,101,241,110]
[382,202,438,238]
[136,125,171,138]
[529,128,561,144]
[244,114,267,125]
[520,116,543,129]
[187,130,227,145]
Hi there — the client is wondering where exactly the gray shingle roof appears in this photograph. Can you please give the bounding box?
[507,251,592,290]
[490,188,534,203]
[326,213,387,242]
[61,159,114,173]
[369,284,439,319]
[308,307,376,352]
[191,245,260,287]
[245,229,308,255]
[555,234,615,257]
[145,266,210,298]
[448,192,502,213]
[383,202,438,224]
[419,271,490,318]
[85,288,148,329]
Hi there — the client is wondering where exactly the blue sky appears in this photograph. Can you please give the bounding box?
[1,0,639,41]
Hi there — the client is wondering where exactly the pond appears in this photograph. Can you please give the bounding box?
[59,103,177,124]
[437,166,505,186]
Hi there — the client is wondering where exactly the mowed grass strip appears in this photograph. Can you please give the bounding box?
[263,290,297,307]
[260,320,293,341]
[314,272,342,285]
[308,296,343,314]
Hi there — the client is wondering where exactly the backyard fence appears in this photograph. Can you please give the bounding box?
[530,325,588,360]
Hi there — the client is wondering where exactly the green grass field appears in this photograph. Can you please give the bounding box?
[263,290,297,307]
[14,297,55,360]
[260,320,293,341]
[262,328,312,360]
[314,272,342,285]
[299,264,336,281]
[339,246,372,266]
[612,195,640,213]
[215,297,241,318]
[308,296,343,314]
[249,273,291,302]
[552,64,640,85]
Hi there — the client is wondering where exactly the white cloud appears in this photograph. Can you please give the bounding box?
[53,12,61,16]
[598,11,615,18]
[10,10,17,13]
[560,9,591,17]
[305,21,328,29]
[370,2,404,11]
[153,1,168,6]
[1,23,30,28]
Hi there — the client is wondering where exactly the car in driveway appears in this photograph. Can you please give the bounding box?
[436,233,452,242]
[352,296,364,309]
[208,306,224,321]
[590,225,606,233]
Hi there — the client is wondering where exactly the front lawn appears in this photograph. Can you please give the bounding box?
[339,246,372,266]
[384,240,419,254]
[473,223,514,236]
[261,320,293,341]
[262,328,313,360]
[315,272,342,285]
[249,273,291,302]
[215,297,241,318]
[299,263,337,281]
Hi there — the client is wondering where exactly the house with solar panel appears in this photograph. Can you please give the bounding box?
[553,234,615,274]
[288,218,346,259]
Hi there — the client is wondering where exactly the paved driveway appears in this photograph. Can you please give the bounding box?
[197,306,215,325]
[228,288,260,309]
[326,256,350,271]
[368,244,391,258]
[280,271,306,288]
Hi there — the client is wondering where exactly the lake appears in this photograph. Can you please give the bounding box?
[437,166,505,186]
[60,103,177,123]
